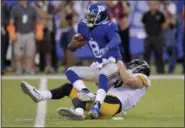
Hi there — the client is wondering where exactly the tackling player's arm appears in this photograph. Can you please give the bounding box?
[117,60,146,89]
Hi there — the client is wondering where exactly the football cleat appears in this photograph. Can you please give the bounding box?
[77,89,95,102]
[20,81,43,103]
[57,108,84,120]
[88,101,101,119]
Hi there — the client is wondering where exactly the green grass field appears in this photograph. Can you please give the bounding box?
[2,76,184,127]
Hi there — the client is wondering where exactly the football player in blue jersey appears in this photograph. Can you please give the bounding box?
[65,2,122,119]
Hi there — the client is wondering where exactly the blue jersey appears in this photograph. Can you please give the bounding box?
[78,20,122,62]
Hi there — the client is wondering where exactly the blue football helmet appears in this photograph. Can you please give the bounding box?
[83,2,108,28]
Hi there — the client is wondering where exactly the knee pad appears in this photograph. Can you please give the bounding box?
[65,67,80,83]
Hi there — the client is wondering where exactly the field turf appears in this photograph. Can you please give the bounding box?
[1,76,184,127]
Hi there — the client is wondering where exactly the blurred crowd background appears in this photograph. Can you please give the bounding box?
[1,0,184,75]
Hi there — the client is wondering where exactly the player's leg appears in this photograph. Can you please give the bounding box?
[20,81,74,102]
[65,66,98,100]
[21,81,86,119]
[89,63,120,118]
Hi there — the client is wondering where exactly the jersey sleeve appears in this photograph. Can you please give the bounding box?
[77,20,84,34]
[10,6,17,20]
[135,73,151,88]
[106,22,121,49]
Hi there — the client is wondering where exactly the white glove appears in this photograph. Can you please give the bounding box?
[107,56,116,63]
[90,61,103,70]
[101,57,116,66]
[90,57,116,70]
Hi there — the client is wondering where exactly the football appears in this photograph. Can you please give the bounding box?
[68,33,86,50]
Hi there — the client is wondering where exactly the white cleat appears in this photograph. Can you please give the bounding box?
[20,81,43,103]
[77,91,95,102]
[57,108,84,120]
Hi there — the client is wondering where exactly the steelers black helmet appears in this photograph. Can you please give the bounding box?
[126,59,150,77]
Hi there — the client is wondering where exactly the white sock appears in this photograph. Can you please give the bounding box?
[75,107,84,115]
[95,89,107,104]
[73,80,87,91]
[39,90,52,100]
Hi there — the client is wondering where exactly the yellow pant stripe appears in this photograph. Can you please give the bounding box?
[69,87,78,100]
[85,102,120,117]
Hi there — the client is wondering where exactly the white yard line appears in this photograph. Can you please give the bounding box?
[1,75,184,80]
[34,77,47,127]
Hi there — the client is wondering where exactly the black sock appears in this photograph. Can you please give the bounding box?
[50,83,73,99]
[72,98,86,110]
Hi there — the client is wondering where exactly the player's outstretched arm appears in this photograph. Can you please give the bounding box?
[106,22,121,49]
[117,61,145,89]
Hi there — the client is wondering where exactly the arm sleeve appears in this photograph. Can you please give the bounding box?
[77,20,83,34]
[10,6,17,20]
[77,20,88,39]
[106,22,121,49]
[4,4,10,25]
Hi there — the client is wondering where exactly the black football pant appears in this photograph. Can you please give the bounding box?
[1,32,9,72]
[144,36,165,74]
[119,27,131,63]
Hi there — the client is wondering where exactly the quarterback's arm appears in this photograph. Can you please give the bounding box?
[117,60,145,88]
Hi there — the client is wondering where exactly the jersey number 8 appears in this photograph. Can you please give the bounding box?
[89,41,102,58]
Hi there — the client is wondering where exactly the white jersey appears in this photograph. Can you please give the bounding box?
[107,73,151,111]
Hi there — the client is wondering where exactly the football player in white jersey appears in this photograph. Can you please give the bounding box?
[20,59,151,120]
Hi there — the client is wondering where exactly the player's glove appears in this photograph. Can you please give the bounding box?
[90,61,103,70]
[107,56,116,63]
[101,57,117,66]
[90,57,116,70]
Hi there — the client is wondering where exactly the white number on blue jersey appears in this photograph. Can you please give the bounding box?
[89,41,102,58]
